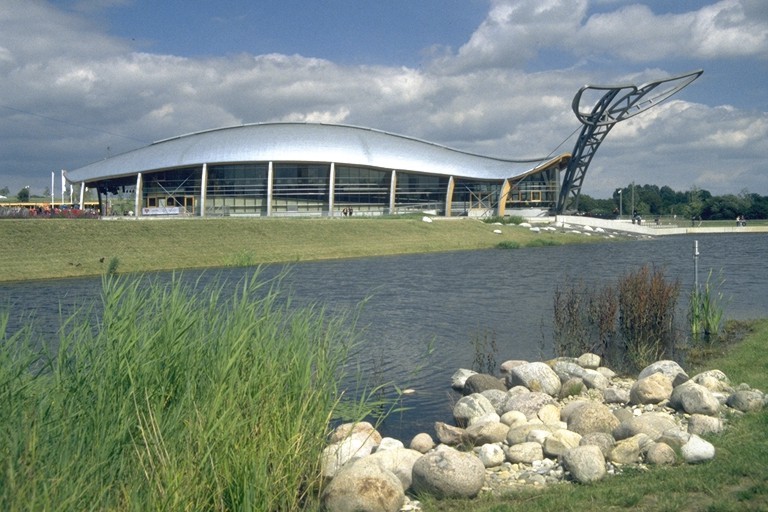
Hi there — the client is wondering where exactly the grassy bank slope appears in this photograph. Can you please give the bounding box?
[0,217,583,282]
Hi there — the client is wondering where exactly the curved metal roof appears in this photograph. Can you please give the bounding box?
[67,123,565,183]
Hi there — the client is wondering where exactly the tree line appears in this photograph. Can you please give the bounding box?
[578,185,768,221]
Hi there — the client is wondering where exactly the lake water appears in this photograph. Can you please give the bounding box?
[2,233,766,441]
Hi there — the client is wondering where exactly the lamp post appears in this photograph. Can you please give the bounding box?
[617,189,623,220]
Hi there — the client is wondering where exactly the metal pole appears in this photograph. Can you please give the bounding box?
[694,240,699,291]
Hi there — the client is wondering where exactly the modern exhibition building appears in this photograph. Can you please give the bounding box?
[65,71,701,218]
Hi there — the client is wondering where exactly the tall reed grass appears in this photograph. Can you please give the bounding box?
[0,272,377,511]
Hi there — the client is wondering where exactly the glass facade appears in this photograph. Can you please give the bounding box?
[334,165,391,215]
[272,163,330,215]
[143,167,201,213]
[207,164,269,216]
[451,178,501,216]
[394,172,449,213]
[129,160,561,218]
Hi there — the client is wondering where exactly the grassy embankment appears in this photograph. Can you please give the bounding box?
[0,216,598,282]
[422,319,768,512]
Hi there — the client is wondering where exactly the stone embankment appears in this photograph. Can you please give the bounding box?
[319,355,767,512]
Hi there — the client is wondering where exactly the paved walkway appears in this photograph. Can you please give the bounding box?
[555,215,768,236]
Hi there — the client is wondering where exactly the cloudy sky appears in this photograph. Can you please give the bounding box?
[1,0,766,199]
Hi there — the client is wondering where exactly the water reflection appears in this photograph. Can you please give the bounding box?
[2,233,766,441]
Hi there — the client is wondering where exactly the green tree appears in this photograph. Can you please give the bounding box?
[17,187,30,202]
[0,186,9,196]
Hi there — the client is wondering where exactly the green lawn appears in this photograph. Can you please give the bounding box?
[0,216,594,282]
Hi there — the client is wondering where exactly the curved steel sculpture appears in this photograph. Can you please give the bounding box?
[556,69,703,213]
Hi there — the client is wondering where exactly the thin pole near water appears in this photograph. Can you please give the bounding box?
[694,240,700,291]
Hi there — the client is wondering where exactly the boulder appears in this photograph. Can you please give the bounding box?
[691,369,733,393]
[506,362,562,396]
[463,373,507,395]
[681,434,716,463]
[409,433,435,454]
[726,389,765,412]
[562,445,606,483]
[566,402,620,436]
[361,447,423,490]
[329,421,382,444]
[543,429,582,458]
[687,414,724,436]
[669,381,721,416]
[321,461,404,512]
[610,435,644,464]
[411,446,486,499]
[321,431,381,479]
[477,443,505,468]
[579,432,615,458]
[537,403,562,425]
[500,410,528,427]
[613,412,679,441]
[505,441,544,464]
[581,369,610,390]
[577,353,601,369]
[453,393,496,427]
[630,372,673,405]
[480,389,509,415]
[465,420,510,445]
[638,360,690,387]
[603,387,630,404]
[502,391,557,420]
[451,368,478,390]
[434,422,466,446]
[645,442,677,465]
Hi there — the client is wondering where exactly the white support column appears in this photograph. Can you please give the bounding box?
[389,170,397,214]
[135,172,143,217]
[200,163,208,217]
[328,162,336,217]
[267,161,274,217]
[78,182,85,209]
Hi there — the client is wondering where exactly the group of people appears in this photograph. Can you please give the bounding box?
[341,207,354,217]
[736,215,747,227]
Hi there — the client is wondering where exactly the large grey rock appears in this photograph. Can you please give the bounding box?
[321,461,404,512]
[551,360,587,382]
[630,372,673,405]
[726,389,765,412]
[477,443,505,468]
[505,441,544,464]
[579,432,616,458]
[681,434,716,463]
[603,387,630,404]
[581,369,610,390]
[464,373,507,395]
[506,362,562,396]
[562,445,606,483]
[453,393,496,427]
[543,429,582,458]
[359,448,422,491]
[638,360,690,387]
[411,446,485,499]
[613,412,679,441]
[669,381,721,416]
[321,431,381,478]
[506,423,552,445]
[451,368,478,390]
[480,389,509,415]
[434,422,466,446]
[645,442,677,465]
[610,435,644,464]
[409,433,435,454]
[502,391,557,420]
[577,353,601,369]
[688,414,724,436]
[465,420,510,446]
[691,369,733,393]
[566,401,620,436]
